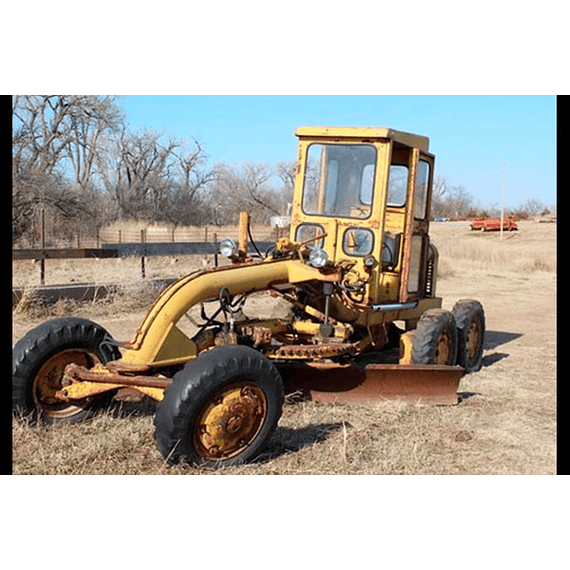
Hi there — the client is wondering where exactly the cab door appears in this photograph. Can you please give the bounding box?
[399,149,434,302]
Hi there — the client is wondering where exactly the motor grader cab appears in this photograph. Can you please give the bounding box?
[289,127,439,334]
[13,126,486,469]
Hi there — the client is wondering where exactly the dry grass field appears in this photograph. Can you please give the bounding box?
[11,220,557,475]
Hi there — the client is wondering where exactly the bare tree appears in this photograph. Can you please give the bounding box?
[432,175,447,199]
[12,95,121,180]
[104,128,181,219]
[516,198,547,217]
[94,128,218,224]
[12,168,90,244]
[64,96,123,190]
[13,95,71,174]
[165,140,219,225]
[12,96,125,242]
[430,175,449,218]
[438,185,475,219]
[209,162,286,225]
[275,160,297,212]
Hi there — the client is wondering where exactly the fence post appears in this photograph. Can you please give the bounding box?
[140,229,146,279]
[40,208,45,285]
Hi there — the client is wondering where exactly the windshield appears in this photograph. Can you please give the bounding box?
[302,143,376,219]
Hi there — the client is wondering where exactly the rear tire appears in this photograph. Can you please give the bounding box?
[452,299,485,373]
[12,317,121,424]
[412,309,458,366]
[154,345,284,468]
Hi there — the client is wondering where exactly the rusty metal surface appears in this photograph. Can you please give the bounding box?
[193,382,267,460]
[57,380,165,402]
[278,362,463,405]
[64,363,171,389]
[33,348,103,419]
[266,342,360,360]
[470,218,518,231]
[57,363,169,402]
[264,334,373,360]
[466,319,483,362]
[56,380,124,401]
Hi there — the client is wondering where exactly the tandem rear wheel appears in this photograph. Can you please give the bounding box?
[412,309,458,366]
[452,299,485,373]
[410,301,485,373]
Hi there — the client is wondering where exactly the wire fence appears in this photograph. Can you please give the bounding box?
[13,223,290,286]
[20,224,288,250]
[97,224,286,245]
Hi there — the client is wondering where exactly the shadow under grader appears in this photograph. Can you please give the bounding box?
[253,422,346,464]
[482,352,509,367]
[457,391,482,401]
[484,330,523,350]
[480,330,523,369]
[105,397,158,418]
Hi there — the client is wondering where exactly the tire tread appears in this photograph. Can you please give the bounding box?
[154,345,284,467]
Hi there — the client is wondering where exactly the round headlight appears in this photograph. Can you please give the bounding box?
[308,247,329,268]
[219,238,237,258]
[363,255,376,268]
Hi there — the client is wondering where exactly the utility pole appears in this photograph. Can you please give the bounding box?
[500,164,507,240]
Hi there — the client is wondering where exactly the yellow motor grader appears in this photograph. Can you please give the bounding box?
[12,126,485,468]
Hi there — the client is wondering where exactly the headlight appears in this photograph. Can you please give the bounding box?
[363,255,376,268]
[308,247,329,268]
[219,238,237,258]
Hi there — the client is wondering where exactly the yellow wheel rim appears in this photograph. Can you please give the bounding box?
[193,383,268,460]
[435,332,452,365]
[33,349,101,419]
[466,320,481,362]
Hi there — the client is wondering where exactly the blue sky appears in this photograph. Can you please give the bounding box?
[119,95,556,209]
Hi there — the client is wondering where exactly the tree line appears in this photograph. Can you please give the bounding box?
[12,96,553,245]
[12,96,295,244]
[430,177,553,221]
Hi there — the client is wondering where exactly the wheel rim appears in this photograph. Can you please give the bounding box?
[33,349,101,420]
[435,332,453,365]
[193,382,268,461]
[465,319,482,363]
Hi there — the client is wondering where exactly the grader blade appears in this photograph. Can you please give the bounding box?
[277,362,464,405]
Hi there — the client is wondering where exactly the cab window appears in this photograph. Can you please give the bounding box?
[414,160,430,220]
[302,143,376,219]
[387,164,408,207]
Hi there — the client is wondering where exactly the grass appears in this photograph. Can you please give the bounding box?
[13,383,554,475]
[433,229,556,275]
[8,398,489,475]
[12,279,163,322]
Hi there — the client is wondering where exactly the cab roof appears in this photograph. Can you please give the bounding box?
[295,126,429,152]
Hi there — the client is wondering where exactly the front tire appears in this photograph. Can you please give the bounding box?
[154,345,284,468]
[12,317,121,424]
